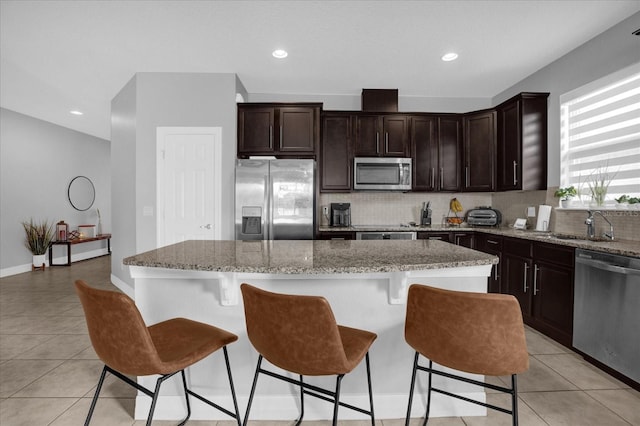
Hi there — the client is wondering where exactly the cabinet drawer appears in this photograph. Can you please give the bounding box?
[534,242,574,266]
[476,234,503,252]
[418,232,451,242]
[503,237,533,258]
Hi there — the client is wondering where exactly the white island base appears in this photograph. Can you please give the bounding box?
[128,263,493,421]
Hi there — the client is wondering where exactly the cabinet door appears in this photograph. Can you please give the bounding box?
[411,116,437,191]
[438,116,462,191]
[533,260,574,346]
[497,100,521,190]
[278,107,316,153]
[321,114,352,192]
[454,232,474,248]
[355,115,381,156]
[382,115,409,156]
[503,254,533,319]
[475,234,502,293]
[238,107,275,154]
[463,111,496,191]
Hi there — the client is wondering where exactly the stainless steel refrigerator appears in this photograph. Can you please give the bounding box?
[235,159,315,240]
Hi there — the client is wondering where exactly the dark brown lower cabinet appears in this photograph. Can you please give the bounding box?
[502,237,574,347]
[474,234,502,293]
[417,232,451,242]
[316,231,355,240]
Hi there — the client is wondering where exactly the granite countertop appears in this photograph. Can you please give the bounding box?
[318,225,640,257]
[123,239,498,274]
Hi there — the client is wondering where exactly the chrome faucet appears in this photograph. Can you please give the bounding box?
[585,210,614,240]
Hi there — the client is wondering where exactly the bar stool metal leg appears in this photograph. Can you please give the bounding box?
[332,374,345,426]
[405,351,419,426]
[365,352,375,426]
[295,375,305,426]
[423,360,433,426]
[84,366,108,426]
[244,355,263,426]
[222,347,242,426]
[512,374,519,426]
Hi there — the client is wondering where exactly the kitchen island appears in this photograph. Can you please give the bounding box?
[123,239,498,421]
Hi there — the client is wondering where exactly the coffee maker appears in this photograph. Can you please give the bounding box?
[331,203,351,227]
[421,201,432,226]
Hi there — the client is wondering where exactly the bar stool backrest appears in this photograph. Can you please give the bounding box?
[75,280,164,376]
[241,283,350,376]
[405,284,529,376]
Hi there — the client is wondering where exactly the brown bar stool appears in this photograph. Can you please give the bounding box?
[74,280,241,426]
[404,284,529,426]
[240,283,377,426]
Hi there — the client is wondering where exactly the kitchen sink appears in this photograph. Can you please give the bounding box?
[551,234,610,242]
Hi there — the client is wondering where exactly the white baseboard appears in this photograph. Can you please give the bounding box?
[111,273,134,298]
[135,392,487,421]
[0,248,110,278]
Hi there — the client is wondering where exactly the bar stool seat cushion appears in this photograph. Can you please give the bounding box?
[405,285,528,376]
[149,318,238,374]
[78,280,238,376]
[241,284,376,376]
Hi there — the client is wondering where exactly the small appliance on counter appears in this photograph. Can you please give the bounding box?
[330,203,351,227]
[466,207,502,227]
[421,201,432,226]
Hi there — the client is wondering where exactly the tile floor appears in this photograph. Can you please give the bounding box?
[1,256,638,426]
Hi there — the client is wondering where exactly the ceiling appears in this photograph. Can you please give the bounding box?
[1,1,639,140]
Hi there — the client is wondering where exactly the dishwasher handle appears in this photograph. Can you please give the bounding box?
[576,256,640,276]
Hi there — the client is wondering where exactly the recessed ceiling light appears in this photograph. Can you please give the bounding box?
[441,53,459,62]
[70,110,84,115]
[272,49,288,59]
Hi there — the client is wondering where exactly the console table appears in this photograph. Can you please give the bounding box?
[49,234,112,266]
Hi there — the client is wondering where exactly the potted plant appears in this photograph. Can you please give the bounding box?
[554,186,577,207]
[587,166,615,207]
[22,219,54,269]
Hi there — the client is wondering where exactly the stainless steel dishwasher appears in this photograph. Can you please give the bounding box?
[573,248,640,383]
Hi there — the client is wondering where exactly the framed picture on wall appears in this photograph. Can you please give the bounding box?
[56,221,68,241]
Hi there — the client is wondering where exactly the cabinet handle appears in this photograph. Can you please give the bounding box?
[440,167,444,189]
[279,125,284,149]
[269,125,273,149]
[465,166,470,187]
[513,160,518,185]
[385,132,389,153]
[523,263,529,293]
[493,264,499,280]
[533,264,539,295]
[488,239,499,245]
[376,132,380,154]
[431,168,435,188]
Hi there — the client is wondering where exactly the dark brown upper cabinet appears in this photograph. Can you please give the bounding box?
[411,115,461,192]
[496,92,549,191]
[321,113,353,192]
[237,103,321,157]
[462,110,496,192]
[355,114,409,157]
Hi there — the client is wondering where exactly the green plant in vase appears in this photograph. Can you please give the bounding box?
[22,219,54,269]
[587,166,615,207]
[554,186,577,207]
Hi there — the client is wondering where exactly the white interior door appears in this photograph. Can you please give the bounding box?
[157,127,222,247]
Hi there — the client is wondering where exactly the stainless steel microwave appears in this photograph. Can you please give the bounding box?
[353,157,412,191]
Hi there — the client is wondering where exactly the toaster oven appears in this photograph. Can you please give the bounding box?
[466,208,502,227]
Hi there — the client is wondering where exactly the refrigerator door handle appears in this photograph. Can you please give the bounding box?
[266,174,273,240]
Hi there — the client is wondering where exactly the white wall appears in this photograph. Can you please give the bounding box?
[493,11,640,187]
[0,108,111,276]
[110,72,238,289]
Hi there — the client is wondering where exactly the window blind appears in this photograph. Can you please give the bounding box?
[560,62,640,200]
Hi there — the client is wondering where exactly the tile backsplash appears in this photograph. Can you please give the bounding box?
[319,188,640,242]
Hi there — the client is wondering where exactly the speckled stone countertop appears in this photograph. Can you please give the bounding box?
[123,239,498,274]
[319,225,640,257]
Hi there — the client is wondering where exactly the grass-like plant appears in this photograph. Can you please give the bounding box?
[587,165,616,206]
[22,219,55,255]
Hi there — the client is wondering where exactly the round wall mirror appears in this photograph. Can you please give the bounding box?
[68,176,95,211]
